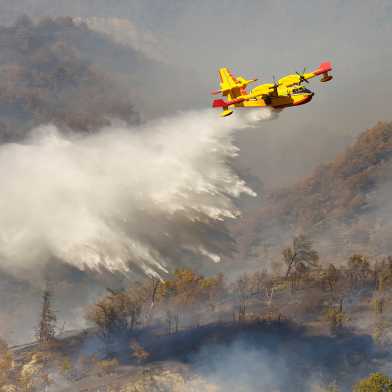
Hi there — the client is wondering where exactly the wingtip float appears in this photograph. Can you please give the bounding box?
[212,61,333,117]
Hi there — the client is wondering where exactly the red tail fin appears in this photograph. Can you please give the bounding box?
[314,61,332,76]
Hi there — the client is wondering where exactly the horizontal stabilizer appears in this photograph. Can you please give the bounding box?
[212,97,245,108]
[220,109,233,117]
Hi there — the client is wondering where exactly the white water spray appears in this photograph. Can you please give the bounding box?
[0,109,276,277]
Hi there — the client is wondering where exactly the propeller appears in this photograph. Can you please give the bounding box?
[272,75,279,93]
[296,67,309,84]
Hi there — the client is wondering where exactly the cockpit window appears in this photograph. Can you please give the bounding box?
[292,87,312,94]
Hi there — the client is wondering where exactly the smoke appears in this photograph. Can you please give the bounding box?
[0,108,276,279]
[0,16,140,143]
[186,324,378,392]
[194,342,290,392]
[72,17,166,63]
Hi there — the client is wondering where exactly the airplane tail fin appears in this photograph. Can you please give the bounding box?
[314,61,333,82]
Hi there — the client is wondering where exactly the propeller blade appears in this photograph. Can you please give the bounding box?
[296,70,309,84]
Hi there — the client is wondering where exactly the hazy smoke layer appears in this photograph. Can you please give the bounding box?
[0,109,275,278]
[72,17,166,63]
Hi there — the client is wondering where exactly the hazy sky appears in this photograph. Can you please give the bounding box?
[1,0,391,186]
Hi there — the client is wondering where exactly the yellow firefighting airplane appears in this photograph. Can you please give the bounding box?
[212,61,333,117]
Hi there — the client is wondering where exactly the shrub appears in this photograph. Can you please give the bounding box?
[353,372,392,392]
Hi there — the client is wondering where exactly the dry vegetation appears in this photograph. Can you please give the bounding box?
[271,121,392,226]
[2,236,392,390]
[77,237,392,390]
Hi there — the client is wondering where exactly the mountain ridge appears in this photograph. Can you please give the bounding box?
[234,120,392,264]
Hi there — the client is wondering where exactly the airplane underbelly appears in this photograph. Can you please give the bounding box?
[238,99,267,108]
[272,94,312,108]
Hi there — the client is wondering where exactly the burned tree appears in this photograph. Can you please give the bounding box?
[36,282,57,345]
[233,273,254,322]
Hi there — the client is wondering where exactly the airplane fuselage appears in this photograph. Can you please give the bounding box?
[212,62,332,117]
[241,85,314,109]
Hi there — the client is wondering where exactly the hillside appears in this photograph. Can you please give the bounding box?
[234,121,392,263]
[272,121,392,225]
[0,15,208,144]
[4,261,392,392]
[0,16,141,142]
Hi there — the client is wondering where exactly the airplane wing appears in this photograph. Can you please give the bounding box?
[249,82,279,99]
[278,61,333,87]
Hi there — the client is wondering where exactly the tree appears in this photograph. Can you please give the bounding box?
[158,270,199,332]
[283,235,319,278]
[199,273,225,312]
[139,277,160,326]
[283,235,319,291]
[234,273,253,322]
[156,269,225,330]
[374,257,392,292]
[353,372,392,392]
[323,264,340,294]
[87,291,138,341]
[86,284,149,342]
[346,254,372,289]
[36,281,57,345]
[0,338,14,389]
